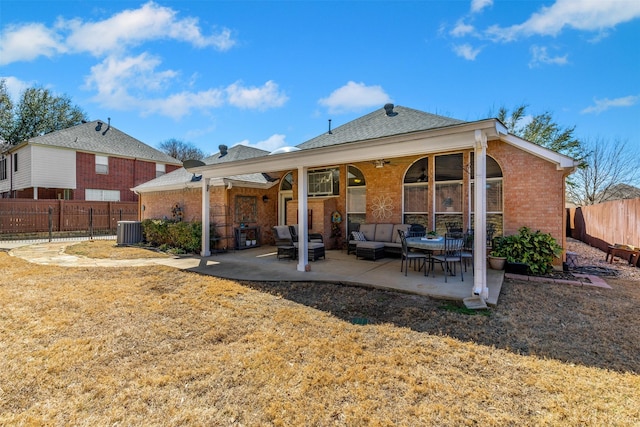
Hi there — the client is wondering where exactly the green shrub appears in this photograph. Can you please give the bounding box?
[141,219,204,254]
[491,227,562,274]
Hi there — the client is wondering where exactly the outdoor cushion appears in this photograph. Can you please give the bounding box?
[392,224,411,243]
[373,224,394,243]
[352,231,367,241]
[359,224,377,241]
[274,225,292,240]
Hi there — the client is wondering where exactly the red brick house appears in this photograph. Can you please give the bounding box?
[134,104,578,300]
[0,119,181,201]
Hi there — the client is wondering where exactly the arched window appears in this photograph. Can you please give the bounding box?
[280,172,293,191]
[403,157,428,228]
[346,165,366,232]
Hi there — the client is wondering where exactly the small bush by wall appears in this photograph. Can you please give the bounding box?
[142,219,202,254]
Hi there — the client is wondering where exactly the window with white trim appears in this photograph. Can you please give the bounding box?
[308,168,339,196]
[85,189,120,201]
[95,155,108,174]
[156,163,166,178]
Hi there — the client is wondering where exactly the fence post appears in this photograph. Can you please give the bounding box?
[48,206,53,242]
[89,207,93,239]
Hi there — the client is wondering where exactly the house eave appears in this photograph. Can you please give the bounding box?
[188,119,504,179]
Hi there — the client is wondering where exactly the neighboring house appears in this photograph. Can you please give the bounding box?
[134,104,578,300]
[0,120,181,201]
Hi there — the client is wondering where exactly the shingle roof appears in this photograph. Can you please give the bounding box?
[133,144,272,191]
[203,144,269,164]
[296,105,466,150]
[26,120,181,164]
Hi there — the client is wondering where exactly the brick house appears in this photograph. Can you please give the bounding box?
[134,104,578,299]
[0,119,181,201]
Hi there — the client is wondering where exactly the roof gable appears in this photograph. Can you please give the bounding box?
[296,105,465,150]
[26,120,180,164]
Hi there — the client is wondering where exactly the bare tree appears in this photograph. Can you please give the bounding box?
[567,138,640,205]
[158,138,205,162]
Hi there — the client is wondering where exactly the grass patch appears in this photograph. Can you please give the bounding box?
[64,239,169,259]
[1,252,638,425]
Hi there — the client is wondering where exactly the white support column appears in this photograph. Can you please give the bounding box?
[33,187,38,200]
[296,165,309,271]
[201,178,211,257]
[473,130,488,299]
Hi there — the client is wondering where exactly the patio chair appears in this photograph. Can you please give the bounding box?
[407,223,426,238]
[461,231,473,273]
[446,222,463,234]
[272,226,297,260]
[398,230,428,276]
[430,233,464,282]
[288,224,325,261]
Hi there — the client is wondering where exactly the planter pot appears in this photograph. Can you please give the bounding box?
[506,262,529,275]
[251,239,257,246]
[488,256,506,270]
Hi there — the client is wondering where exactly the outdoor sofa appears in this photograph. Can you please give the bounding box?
[348,223,411,260]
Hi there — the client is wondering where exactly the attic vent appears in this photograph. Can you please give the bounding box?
[384,103,398,117]
[219,144,228,157]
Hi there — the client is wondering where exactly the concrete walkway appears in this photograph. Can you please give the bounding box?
[4,239,504,306]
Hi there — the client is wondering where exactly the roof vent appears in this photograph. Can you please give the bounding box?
[384,103,398,117]
[219,144,228,157]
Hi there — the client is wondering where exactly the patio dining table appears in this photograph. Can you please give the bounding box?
[406,236,447,251]
[406,236,464,277]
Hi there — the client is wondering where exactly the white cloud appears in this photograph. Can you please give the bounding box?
[486,0,640,41]
[318,81,391,114]
[84,53,225,118]
[471,0,493,14]
[0,1,236,65]
[453,43,482,60]
[528,45,568,67]
[240,134,288,152]
[581,95,639,114]
[226,81,288,110]
[451,20,475,37]
[0,76,33,100]
[62,2,235,56]
[0,23,65,65]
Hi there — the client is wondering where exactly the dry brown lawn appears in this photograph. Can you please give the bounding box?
[1,242,639,426]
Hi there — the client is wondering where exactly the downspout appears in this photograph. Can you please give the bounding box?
[473,130,488,300]
[201,178,211,257]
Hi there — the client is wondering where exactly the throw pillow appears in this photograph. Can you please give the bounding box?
[351,231,367,241]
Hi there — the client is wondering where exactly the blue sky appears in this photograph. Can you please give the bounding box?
[2,0,639,156]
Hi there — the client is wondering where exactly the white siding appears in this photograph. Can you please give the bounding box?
[0,155,8,193]
[31,146,77,188]
[11,145,33,190]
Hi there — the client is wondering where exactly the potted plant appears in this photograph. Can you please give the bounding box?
[488,236,508,270]
[426,230,438,239]
[489,227,563,274]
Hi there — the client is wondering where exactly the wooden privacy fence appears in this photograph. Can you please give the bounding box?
[567,198,640,253]
[0,200,138,238]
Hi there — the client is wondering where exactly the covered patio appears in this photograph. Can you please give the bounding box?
[186,246,504,306]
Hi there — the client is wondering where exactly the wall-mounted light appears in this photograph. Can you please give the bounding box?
[262,195,269,203]
[373,159,389,168]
